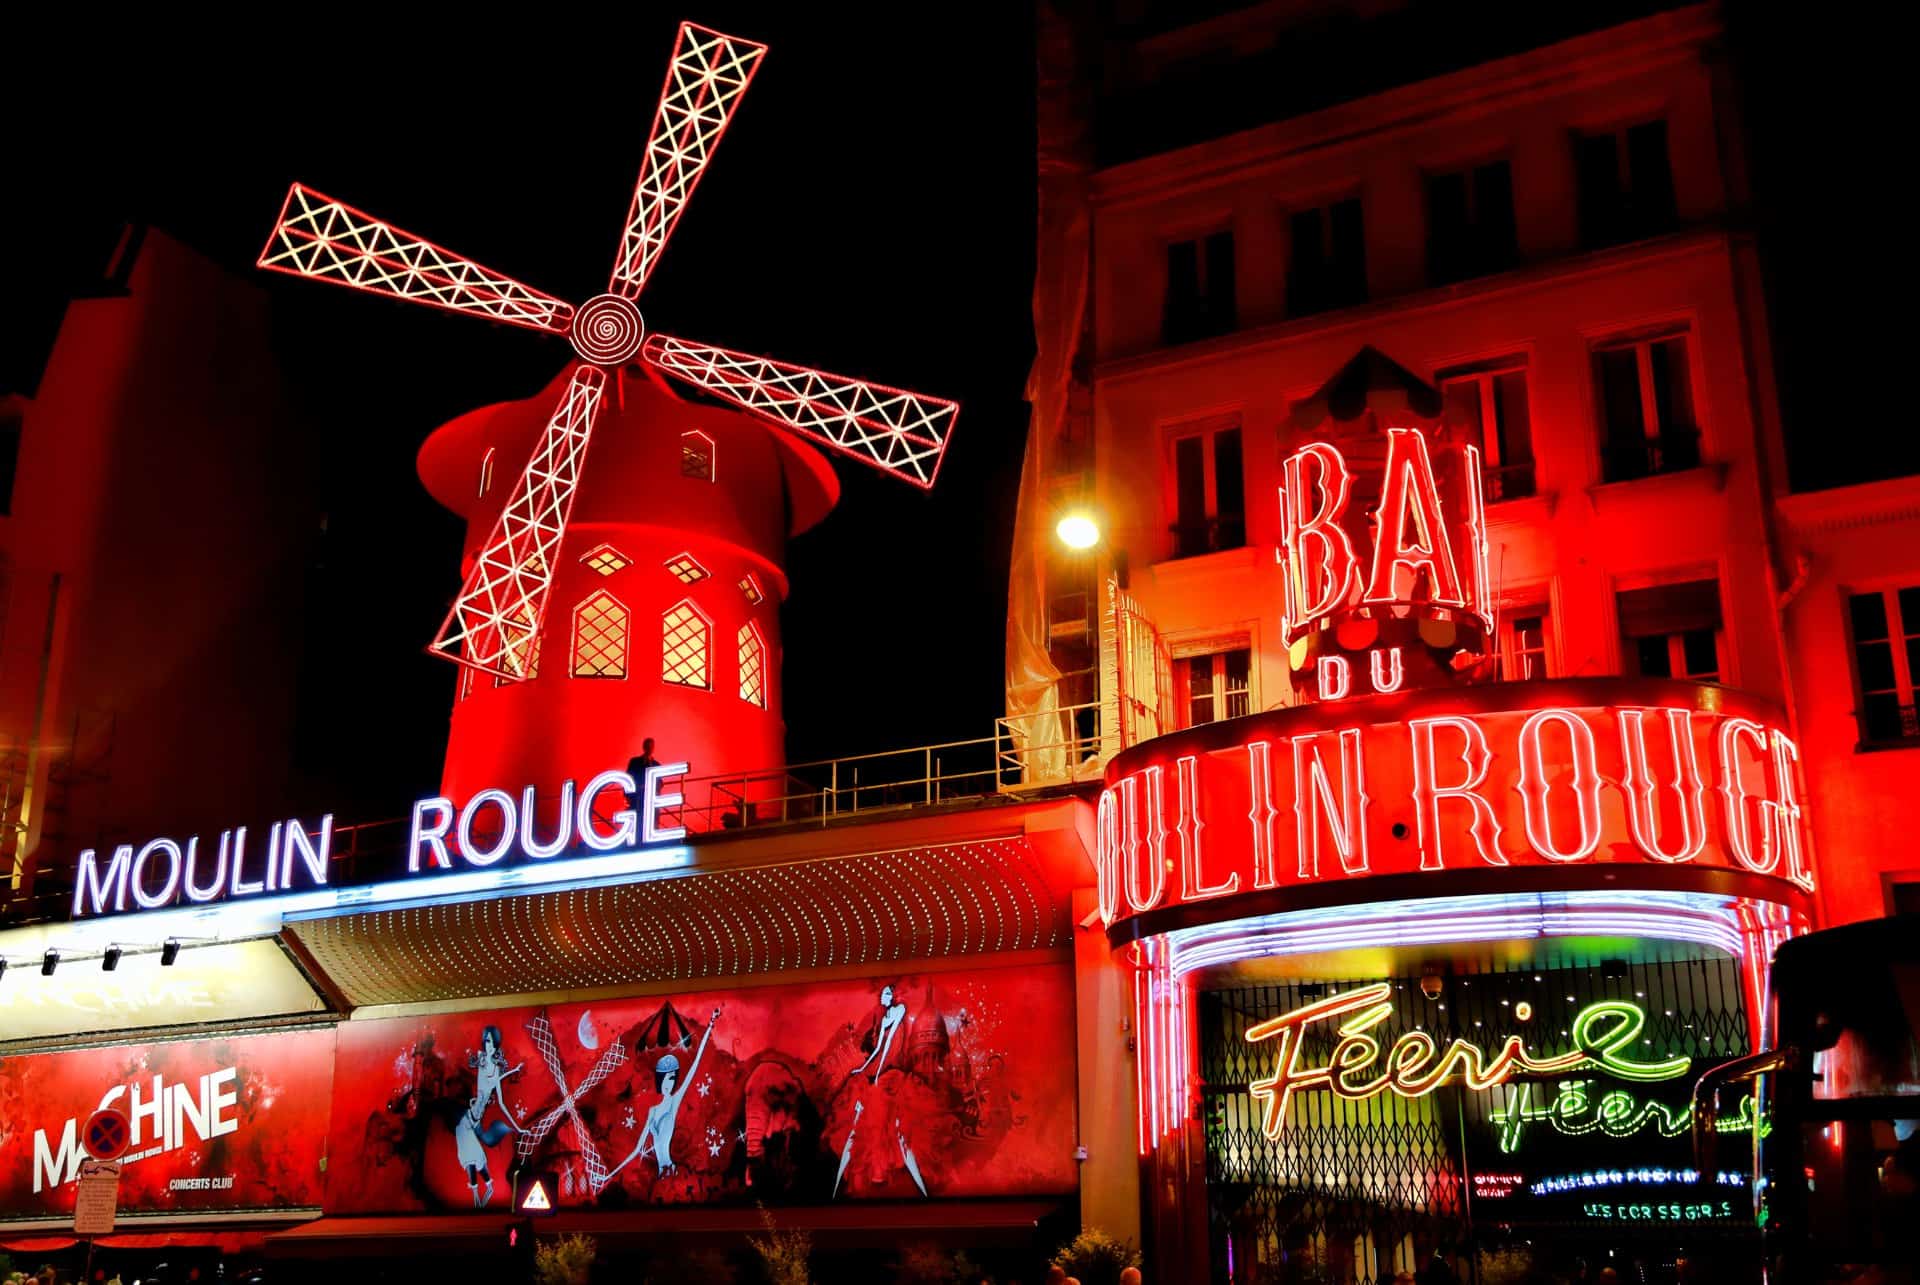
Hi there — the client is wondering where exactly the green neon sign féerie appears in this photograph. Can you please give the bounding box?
[1494,1078,1759,1152]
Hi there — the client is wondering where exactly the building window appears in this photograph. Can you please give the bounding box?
[661,600,711,689]
[738,574,764,605]
[1440,360,1535,500]
[664,552,710,584]
[680,430,715,481]
[1594,331,1699,482]
[1167,420,1245,559]
[493,609,540,687]
[477,447,495,499]
[1892,880,1920,915]
[1497,607,1554,681]
[1575,118,1678,249]
[738,622,768,709]
[1286,197,1366,318]
[1162,229,1236,345]
[571,591,630,679]
[1426,160,1517,285]
[1847,586,1920,746]
[1617,579,1723,683]
[1179,647,1251,726]
[581,543,630,576]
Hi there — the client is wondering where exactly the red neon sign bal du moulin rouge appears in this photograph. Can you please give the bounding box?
[1098,420,1816,931]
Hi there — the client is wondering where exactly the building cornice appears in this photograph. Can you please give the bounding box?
[1094,228,1731,388]
[1090,4,1721,212]
[1776,474,1920,534]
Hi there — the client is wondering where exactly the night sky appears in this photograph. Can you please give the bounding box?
[8,7,1038,819]
[4,4,1899,822]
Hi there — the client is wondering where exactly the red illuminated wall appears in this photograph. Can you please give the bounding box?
[326,963,1077,1212]
[417,369,840,805]
[0,1027,333,1219]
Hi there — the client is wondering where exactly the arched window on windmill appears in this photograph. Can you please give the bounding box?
[680,430,715,482]
[493,606,541,688]
[571,590,630,679]
[662,599,712,690]
[738,622,768,709]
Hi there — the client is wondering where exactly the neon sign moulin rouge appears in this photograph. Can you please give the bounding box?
[1096,682,1814,931]
[70,762,689,919]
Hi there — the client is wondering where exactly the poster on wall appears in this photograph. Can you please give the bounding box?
[0,1027,335,1219]
[326,963,1077,1212]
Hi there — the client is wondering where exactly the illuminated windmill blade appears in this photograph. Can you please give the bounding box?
[431,366,608,680]
[259,183,575,335]
[608,22,768,298]
[643,333,958,488]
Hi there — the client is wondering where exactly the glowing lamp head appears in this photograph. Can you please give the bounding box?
[1056,512,1101,550]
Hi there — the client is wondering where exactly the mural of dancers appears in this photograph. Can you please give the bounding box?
[834,984,928,1199]
[324,966,1076,1213]
[610,1006,721,1180]
[454,1024,522,1205]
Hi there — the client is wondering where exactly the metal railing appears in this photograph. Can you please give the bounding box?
[0,703,1110,924]
[1601,428,1701,483]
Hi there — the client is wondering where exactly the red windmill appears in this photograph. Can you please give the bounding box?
[259,21,959,684]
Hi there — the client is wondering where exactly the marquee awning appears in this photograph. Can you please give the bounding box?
[282,799,1089,1008]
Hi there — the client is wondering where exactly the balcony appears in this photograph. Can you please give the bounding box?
[1601,429,1700,484]
[1168,514,1247,560]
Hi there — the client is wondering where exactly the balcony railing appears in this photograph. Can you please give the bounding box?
[1482,460,1536,502]
[1169,515,1247,560]
[1601,429,1700,483]
[1856,701,1920,750]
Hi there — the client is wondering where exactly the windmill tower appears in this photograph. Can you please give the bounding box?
[261,22,958,806]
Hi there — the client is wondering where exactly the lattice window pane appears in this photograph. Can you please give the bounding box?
[738,623,767,708]
[581,543,631,576]
[681,431,715,481]
[571,591,629,679]
[494,610,540,687]
[738,574,764,605]
[662,601,710,688]
[665,553,710,584]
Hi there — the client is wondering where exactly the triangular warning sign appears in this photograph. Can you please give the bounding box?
[520,1180,552,1213]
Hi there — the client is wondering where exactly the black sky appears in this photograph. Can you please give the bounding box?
[8,6,1039,818]
[3,3,1900,822]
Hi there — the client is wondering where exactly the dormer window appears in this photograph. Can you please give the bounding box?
[681,430,715,481]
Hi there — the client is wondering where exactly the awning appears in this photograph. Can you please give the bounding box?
[266,1201,1068,1256]
[0,1234,77,1254]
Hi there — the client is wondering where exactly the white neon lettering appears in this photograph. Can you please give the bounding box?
[131,838,184,910]
[1292,728,1370,878]
[1127,768,1169,914]
[227,826,265,897]
[1770,730,1813,892]
[1617,708,1707,864]
[1369,647,1405,694]
[1408,716,1504,869]
[1096,785,1121,924]
[1280,443,1358,637]
[644,761,690,843]
[1317,654,1352,701]
[1461,443,1493,632]
[184,834,228,902]
[519,781,575,859]
[281,815,333,889]
[458,788,517,867]
[408,797,456,872]
[1516,709,1603,863]
[1717,718,1779,875]
[1246,740,1281,890]
[74,845,133,917]
[1366,427,1464,608]
[577,770,637,851]
[1175,754,1230,900]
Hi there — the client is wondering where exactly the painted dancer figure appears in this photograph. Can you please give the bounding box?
[610,1007,720,1179]
[455,1025,523,1205]
[851,984,908,1084]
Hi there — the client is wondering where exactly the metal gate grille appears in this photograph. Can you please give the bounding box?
[1201,953,1753,1284]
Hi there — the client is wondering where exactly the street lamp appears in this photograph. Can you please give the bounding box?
[1055,511,1101,550]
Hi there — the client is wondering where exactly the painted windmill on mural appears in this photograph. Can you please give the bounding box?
[258,22,959,687]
